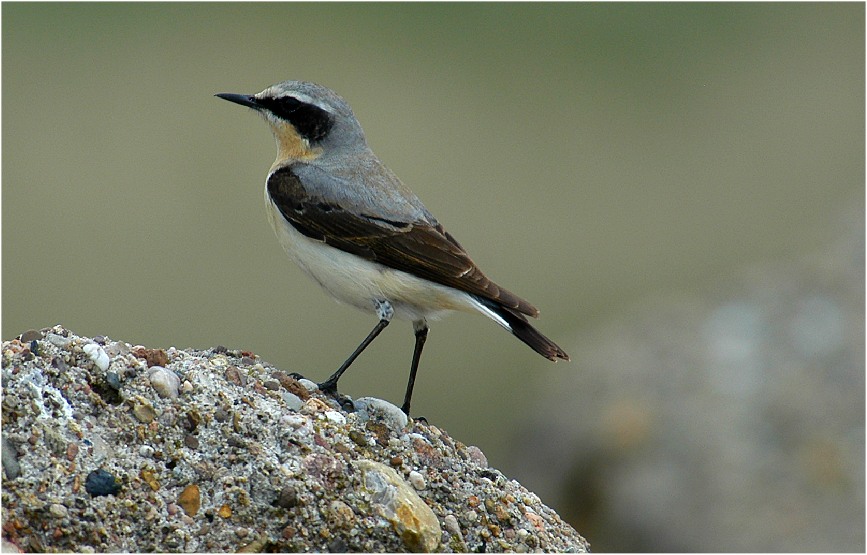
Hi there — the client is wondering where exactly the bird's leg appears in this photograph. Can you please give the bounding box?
[401,320,429,416]
[318,300,393,395]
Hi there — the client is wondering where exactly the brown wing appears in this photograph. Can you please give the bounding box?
[267,167,539,317]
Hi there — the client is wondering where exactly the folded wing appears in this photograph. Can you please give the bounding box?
[267,166,539,317]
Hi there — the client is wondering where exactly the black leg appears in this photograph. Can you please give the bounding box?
[401,321,428,416]
[318,300,393,394]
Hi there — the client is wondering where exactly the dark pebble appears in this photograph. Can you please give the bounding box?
[105,371,122,391]
[19,329,43,342]
[2,436,21,479]
[263,379,281,391]
[349,430,368,448]
[227,436,246,449]
[184,410,202,432]
[274,485,298,509]
[328,538,348,552]
[85,469,121,497]
[184,434,200,449]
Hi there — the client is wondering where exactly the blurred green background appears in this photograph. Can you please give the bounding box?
[3,3,863,548]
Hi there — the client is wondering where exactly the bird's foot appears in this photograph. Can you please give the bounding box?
[316,380,355,412]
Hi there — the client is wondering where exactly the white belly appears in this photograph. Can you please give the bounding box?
[264,188,479,322]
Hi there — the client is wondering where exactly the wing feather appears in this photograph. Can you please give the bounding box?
[267,166,539,317]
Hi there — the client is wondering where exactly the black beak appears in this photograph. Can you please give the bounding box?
[215,93,260,109]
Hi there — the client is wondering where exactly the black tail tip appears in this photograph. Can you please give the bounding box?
[509,318,570,362]
[476,296,570,362]
[541,344,570,362]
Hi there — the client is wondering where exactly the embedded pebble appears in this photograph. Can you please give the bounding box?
[444,514,461,536]
[225,366,244,386]
[324,410,346,425]
[298,378,318,392]
[280,413,307,428]
[184,434,199,449]
[83,344,110,372]
[353,397,408,431]
[263,379,281,391]
[19,329,43,342]
[281,392,303,411]
[275,485,298,509]
[357,459,441,552]
[178,484,201,516]
[105,341,129,357]
[134,347,169,367]
[327,500,355,529]
[105,371,122,391]
[466,445,488,468]
[49,503,68,519]
[2,436,21,479]
[84,469,120,497]
[46,333,70,348]
[148,366,180,399]
[408,470,426,490]
[350,430,374,448]
[303,397,331,413]
[132,400,157,423]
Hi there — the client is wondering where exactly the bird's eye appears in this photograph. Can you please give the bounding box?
[277,97,301,115]
[258,96,333,143]
[255,96,295,119]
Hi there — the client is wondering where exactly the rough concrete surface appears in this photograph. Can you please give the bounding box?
[1,325,588,553]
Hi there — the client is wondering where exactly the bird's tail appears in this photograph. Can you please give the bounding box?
[473,297,570,361]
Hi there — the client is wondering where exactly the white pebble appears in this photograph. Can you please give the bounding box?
[280,413,307,428]
[324,410,346,425]
[408,470,426,490]
[139,445,155,458]
[298,378,319,392]
[83,344,110,371]
[353,397,408,430]
[443,514,461,536]
[148,366,180,399]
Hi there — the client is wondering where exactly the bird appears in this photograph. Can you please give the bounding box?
[216,80,569,415]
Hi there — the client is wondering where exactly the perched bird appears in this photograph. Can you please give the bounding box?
[216,81,568,415]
